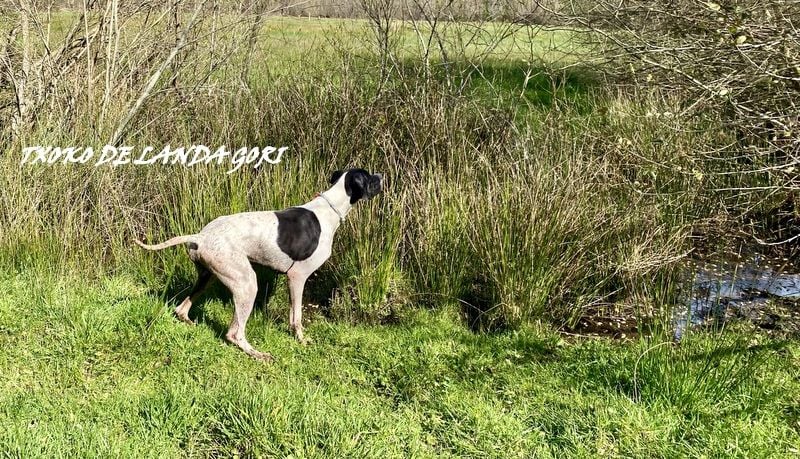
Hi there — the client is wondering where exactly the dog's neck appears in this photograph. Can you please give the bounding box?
[314,181,353,226]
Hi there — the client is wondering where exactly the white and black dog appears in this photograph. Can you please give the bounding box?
[136,168,383,361]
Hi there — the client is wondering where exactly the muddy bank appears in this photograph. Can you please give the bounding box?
[563,248,800,341]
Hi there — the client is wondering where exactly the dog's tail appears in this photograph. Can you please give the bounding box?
[134,235,199,251]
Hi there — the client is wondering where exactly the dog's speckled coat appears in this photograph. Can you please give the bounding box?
[136,169,383,360]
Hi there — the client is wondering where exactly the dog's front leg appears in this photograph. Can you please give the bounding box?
[288,271,311,345]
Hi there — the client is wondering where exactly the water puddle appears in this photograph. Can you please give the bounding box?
[675,254,800,340]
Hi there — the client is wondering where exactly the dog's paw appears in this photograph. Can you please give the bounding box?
[176,315,195,326]
[249,350,274,363]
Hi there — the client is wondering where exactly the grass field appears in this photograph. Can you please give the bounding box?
[1,10,798,457]
[0,271,798,457]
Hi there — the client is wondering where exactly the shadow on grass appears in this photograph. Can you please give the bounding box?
[447,331,560,379]
[559,334,794,418]
[155,264,283,338]
[462,60,598,110]
[458,274,509,333]
[151,260,347,338]
[685,339,794,361]
[391,58,598,112]
[348,319,560,406]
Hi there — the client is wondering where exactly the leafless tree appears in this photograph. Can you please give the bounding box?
[0,0,301,145]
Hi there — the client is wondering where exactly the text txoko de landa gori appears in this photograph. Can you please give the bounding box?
[21,145,288,174]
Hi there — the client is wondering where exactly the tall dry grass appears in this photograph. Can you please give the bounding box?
[0,4,742,329]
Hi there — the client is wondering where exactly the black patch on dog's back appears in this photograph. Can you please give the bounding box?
[275,207,321,261]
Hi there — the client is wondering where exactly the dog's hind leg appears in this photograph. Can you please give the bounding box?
[210,256,273,362]
[175,265,213,325]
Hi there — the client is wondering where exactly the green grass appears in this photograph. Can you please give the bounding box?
[0,271,797,457]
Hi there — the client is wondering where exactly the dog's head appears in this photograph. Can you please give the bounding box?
[329,168,383,204]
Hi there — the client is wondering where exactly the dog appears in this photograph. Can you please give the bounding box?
[136,168,383,361]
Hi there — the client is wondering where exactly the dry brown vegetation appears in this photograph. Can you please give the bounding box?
[0,0,796,329]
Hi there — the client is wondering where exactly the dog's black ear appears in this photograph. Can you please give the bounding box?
[329,170,345,184]
[345,170,368,204]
